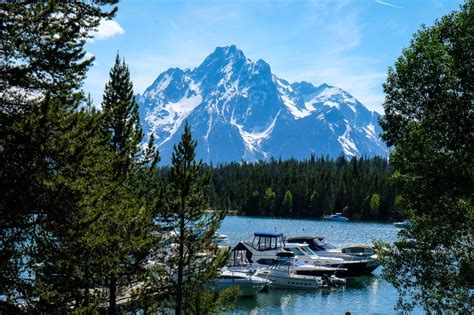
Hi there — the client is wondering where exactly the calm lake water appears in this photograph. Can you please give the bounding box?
[218,216,421,315]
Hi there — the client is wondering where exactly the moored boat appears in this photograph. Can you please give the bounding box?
[255,252,322,290]
[393,220,411,228]
[322,213,349,221]
[283,242,371,277]
[211,269,270,297]
[286,236,379,275]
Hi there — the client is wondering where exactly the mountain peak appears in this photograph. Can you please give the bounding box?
[209,45,245,61]
[219,44,237,53]
[138,46,388,164]
[193,45,248,80]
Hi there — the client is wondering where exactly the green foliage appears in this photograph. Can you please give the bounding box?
[1,2,232,313]
[202,156,398,220]
[393,195,405,216]
[264,187,276,213]
[378,1,473,312]
[188,285,239,314]
[0,1,117,107]
[0,1,118,311]
[90,54,159,314]
[101,54,150,173]
[282,190,293,213]
[369,193,381,217]
[155,122,235,314]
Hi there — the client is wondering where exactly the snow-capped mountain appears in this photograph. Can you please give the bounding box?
[137,45,387,164]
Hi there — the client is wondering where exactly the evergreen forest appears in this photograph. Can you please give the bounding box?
[156,156,401,221]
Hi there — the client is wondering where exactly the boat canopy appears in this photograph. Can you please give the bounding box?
[287,236,336,251]
[252,232,285,250]
[254,232,283,237]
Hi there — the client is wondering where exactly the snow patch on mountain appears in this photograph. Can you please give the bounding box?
[231,110,280,156]
[144,79,202,145]
[338,121,359,157]
[274,77,310,119]
[146,74,171,99]
[306,85,358,113]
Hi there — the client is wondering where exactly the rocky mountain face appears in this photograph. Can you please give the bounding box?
[137,45,387,164]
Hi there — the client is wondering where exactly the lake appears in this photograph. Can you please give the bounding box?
[218,216,421,315]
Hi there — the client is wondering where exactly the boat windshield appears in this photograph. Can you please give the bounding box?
[300,246,317,255]
[272,259,294,269]
[314,238,336,250]
[285,247,305,256]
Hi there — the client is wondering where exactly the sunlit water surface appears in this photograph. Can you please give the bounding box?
[218,216,421,315]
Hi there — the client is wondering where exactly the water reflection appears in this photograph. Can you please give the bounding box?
[230,276,384,314]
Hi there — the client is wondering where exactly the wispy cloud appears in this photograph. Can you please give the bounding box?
[375,0,403,9]
[88,20,125,42]
[326,13,362,54]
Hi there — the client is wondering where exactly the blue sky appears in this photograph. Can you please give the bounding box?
[83,0,464,113]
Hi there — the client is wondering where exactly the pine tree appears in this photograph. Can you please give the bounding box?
[96,54,159,314]
[31,104,114,312]
[158,122,234,314]
[102,54,146,176]
[0,1,118,311]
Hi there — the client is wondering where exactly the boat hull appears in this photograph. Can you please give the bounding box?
[212,278,268,297]
[256,270,320,290]
[316,254,379,275]
[298,261,371,278]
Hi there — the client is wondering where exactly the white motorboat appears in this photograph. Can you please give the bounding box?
[393,220,411,228]
[213,232,230,249]
[213,232,229,241]
[286,236,379,275]
[283,242,373,277]
[322,213,349,221]
[211,269,270,297]
[255,252,322,290]
[283,243,345,265]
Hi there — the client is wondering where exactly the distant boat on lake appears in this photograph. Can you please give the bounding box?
[393,220,411,228]
[322,213,349,222]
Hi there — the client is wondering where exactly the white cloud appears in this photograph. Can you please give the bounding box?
[89,20,125,42]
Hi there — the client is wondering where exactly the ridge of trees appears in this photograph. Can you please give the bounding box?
[156,155,401,221]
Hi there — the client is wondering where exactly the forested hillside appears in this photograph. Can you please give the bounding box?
[157,156,400,221]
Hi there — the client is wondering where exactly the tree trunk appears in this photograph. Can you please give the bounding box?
[175,214,185,315]
[109,276,117,315]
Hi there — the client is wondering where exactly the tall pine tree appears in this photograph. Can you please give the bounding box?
[97,54,160,314]
[158,122,234,314]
